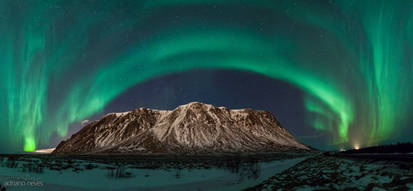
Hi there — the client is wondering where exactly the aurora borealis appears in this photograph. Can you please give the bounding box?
[1,0,413,152]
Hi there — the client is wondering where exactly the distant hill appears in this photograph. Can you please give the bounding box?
[342,142,413,154]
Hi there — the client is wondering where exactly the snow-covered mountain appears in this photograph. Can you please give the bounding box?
[53,102,311,154]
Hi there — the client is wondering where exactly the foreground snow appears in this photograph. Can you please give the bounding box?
[0,154,309,191]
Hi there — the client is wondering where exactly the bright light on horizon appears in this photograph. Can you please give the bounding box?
[353,143,360,150]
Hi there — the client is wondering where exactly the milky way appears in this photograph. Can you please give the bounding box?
[0,0,412,152]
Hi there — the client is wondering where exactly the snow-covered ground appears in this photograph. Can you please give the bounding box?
[247,155,413,191]
[0,155,308,191]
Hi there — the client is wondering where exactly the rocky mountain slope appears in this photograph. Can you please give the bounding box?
[53,102,310,154]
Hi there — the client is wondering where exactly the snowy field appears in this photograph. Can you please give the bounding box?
[0,153,309,191]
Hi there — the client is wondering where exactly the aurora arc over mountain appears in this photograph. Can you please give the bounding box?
[0,0,412,152]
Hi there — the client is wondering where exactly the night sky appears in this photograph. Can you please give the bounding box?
[1,0,413,153]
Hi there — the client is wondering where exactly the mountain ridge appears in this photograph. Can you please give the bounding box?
[53,102,311,154]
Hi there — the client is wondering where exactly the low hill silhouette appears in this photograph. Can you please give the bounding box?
[342,142,413,154]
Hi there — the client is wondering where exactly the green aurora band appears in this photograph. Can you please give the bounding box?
[0,0,412,152]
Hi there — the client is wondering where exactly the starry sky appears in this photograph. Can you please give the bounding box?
[1,0,413,153]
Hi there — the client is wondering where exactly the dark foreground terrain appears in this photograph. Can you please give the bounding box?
[1,151,413,190]
[246,153,413,191]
